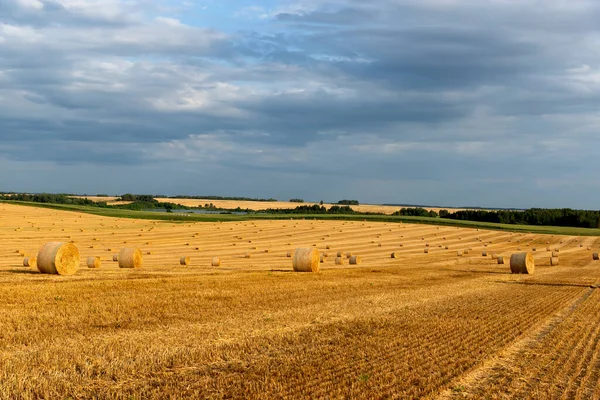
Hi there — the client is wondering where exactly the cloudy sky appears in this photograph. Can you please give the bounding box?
[1,0,599,208]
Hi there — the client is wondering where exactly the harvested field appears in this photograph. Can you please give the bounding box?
[74,196,476,215]
[0,203,599,398]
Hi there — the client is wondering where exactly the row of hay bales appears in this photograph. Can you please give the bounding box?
[292,248,362,273]
[22,242,144,275]
[509,252,565,274]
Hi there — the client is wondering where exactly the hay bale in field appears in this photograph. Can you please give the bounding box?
[510,252,535,274]
[497,256,505,264]
[424,248,429,254]
[425,243,429,247]
[118,248,143,269]
[550,257,559,266]
[345,252,353,259]
[37,242,80,276]
[113,254,118,262]
[244,252,251,258]
[532,248,537,252]
[87,256,101,269]
[546,247,551,251]
[464,249,470,255]
[292,248,320,272]
[391,252,399,259]
[491,252,497,258]
[593,253,599,260]
[457,250,463,257]
[23,257,36,268]
[349,255,361,265]
[335,256,345,265]
[588,246,592,251]
[286,251,292,257]
[180,256,190,266]
[326,245,331,249]
[320,254,327,263]
[552,251,559,257]
[211,257,221,267]
[337,251,343,257]
[482,251,487,257]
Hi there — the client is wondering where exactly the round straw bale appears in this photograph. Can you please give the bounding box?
[391,252,399,258]
[510,252,535,274]
[424,248,429,254]
[457,250,463,256]
[551,251,559,257]
[349,255,361,265]
[292,248,320,272]
[345,252,353,259]
[320,254,327,263]
[532,248,537,252]
[118,248,143,269]
[87,256,101,269]
[588,246,592,251]
[286,251,292,257]
[23,256,36,268]
[335,257,345,265]
[497,256,505,264]
[482,251,487,257]
[180,256,190,266]
[113,254,118,262]
[464,249,469,255]
[550,257,559,266]
[37,242,80,276]
[337,251,343,257]
[211,257,221,267]
[593,253,599,260]
[491,252,497,258]
[245,252,251,258]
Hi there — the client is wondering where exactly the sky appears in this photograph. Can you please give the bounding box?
[1,0,600,208]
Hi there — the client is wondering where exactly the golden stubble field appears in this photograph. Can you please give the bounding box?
[73,196,473,214]
[1,203,600,399]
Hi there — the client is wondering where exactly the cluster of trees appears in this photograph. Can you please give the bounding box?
[289,199,304,203]
[392,207,439,218]
[168,195,278,202]
[0,193,104,206]
[265,205,357,214]
[442,208,600,229]
[338,199,359,205]
[119,194,156,202]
